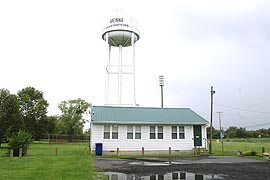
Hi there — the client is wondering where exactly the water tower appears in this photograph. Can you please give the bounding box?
[102,10,140,106]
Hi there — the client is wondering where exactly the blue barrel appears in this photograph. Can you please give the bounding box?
[95,143,103,156]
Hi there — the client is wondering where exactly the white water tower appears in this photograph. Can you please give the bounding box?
[102,10,140,106]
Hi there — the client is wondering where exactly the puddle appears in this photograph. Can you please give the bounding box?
[97,171,227,180]
[129,162,171,166]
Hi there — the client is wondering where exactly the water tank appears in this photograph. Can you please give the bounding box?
[102,10,140,47]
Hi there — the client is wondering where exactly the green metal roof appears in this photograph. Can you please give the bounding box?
[91,106,208,125]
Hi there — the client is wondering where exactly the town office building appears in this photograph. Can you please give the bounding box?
[90,106,208,155]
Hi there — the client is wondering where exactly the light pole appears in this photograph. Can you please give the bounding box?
[159,75,164,108]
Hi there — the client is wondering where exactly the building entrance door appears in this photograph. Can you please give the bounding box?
[193,125,202,146]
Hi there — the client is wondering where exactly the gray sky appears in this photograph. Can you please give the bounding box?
[0,0,269,130]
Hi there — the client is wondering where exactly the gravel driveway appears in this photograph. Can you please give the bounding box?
[93,156,270,180]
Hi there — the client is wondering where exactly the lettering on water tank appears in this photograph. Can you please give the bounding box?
[105,23,129,29]
[110,18,124,23]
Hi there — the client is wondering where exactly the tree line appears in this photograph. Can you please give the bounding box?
[207,126,270,139]
[1,86,269,146]
[0,87,91,146]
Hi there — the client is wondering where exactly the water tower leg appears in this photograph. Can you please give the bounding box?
[105,33,111,105]
[132,32,136,106]
[118,45,123,105]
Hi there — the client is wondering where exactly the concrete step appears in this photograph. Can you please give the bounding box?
[193,148,209,156]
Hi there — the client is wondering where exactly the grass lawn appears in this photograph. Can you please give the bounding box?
[1,138,268,179]
[0,142,96,180]
[212,138,270,157]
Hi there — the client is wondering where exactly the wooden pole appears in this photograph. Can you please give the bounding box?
[25,148,28,157]
[262,147,265,155]
[142,147,144,156]
[209,86,215,154]
[161,85,164,108]
[169,147,171,155]
[55,147,58,156]
[19,148,23,158]
[217,112,224,155]
[9,149,13,161]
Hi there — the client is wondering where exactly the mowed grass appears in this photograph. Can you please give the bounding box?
[1,139,268,180]
[0,142,96,180]
[212,138,270,157]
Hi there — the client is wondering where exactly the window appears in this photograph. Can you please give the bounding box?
[104,125,110,139]
[179,126,185,139]
[180,172,186,179]
[103,125,119,139]
[111,174,118,180]
[172,126,177,139]
[112,125,118,139]
[172,173,178,180]
[150,126,156,139]
[171,126,185,139]
[158,175,164,180]
[150,175,156,180]
[127,125,133,139]
[158,126,163,139]
[135,126,141,139]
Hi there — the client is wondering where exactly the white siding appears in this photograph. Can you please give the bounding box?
[91,123,207,152]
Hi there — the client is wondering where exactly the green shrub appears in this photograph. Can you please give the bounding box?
[8,130,33,156]
[241,150,257,156]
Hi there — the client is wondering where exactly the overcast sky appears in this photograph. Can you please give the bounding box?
[0,0,269,130]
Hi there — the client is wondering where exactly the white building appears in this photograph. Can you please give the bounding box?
[90,106,208,155]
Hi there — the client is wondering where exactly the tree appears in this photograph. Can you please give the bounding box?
[58,98,91,135]
[235,127,247,138]
[225,126,238,138]
[38,115,58,138]
[0,88,10,103]
[0,94,24,146]
[207,126,220,139]
[225,126,249,138]
[17,87,48,140]
[257,128,270,138]
[0,88,10,146]
[8,130,33,156]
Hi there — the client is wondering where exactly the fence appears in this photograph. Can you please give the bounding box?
[48,134,90,144]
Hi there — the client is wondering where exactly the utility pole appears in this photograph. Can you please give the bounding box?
[217,111,224,155]
[159,76,164,108]
[209,86,215,154]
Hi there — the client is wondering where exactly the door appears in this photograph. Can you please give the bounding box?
[193,125,202,146]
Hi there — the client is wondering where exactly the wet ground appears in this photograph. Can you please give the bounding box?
[93,156,270,180]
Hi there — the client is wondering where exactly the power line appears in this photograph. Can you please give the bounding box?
[214,103,270,114]
[244,122,270,129]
